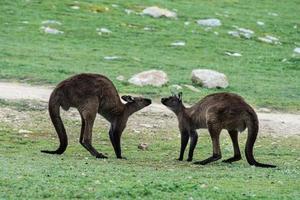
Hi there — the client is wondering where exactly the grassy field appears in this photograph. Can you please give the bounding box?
[0,107,299,199]
[0,0,300,110]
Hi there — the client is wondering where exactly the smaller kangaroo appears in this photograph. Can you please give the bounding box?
[41,73,151,159]
[161,92,276,168]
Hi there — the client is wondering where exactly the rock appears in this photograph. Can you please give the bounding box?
[171,41,185,46]
[170,84,183,90]
[138,143,148,150]
[184,21,190,26]
[183,84,200,92]
[97,27,112,35]
[191,69,229,88]
[257,21,265,26]
[197,18,221,27]
[258,35,280,44]
[41,20,62,25]
[116,75,125,81]
[293,47,300,54]
[41,26,64,34]
[71,5,80,10]
[228,27,254,39]
[142,6,177,18]
[225,51,242,57]
[18,129,33,134]
[124,9,134,15]
[268,12,278,16]
[128,70,168,87]
[104,56,120,60]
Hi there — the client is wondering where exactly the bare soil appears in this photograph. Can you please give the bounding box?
[0,82,299,137]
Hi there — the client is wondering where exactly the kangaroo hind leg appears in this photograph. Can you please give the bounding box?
[79,98,107,159]
[222,130,242,163]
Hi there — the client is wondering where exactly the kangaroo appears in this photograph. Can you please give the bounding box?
[41,73,151,159]
[161,92,276,168]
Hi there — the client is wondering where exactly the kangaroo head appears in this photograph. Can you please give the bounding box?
[161,92,183,112]
[122,95,152,115]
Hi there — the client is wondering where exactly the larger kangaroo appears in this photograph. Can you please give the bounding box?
[41,73,151,159]
[161,92,276,168]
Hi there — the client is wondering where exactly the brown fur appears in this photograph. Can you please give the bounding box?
[161,92,276,168]
[41,73,151,159]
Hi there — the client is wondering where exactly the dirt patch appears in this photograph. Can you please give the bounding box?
[0,81,299,137]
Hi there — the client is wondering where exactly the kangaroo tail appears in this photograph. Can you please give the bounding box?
[41,92,68,154]
[245,108,276,168]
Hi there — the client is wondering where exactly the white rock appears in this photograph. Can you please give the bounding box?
[183,84,200,92]
[124,9,134,15]
[257,21,264,26]
[128,70,168,87]
[41,26,64,34]
[138,143,148,150]
[142,6,177,18]
[71,5,80,10]
[268,12,278,16]
[170,84,182,90]
[258,35,280,44]
[116,75,125,81]
[197,18,221,27]
[143,27,152,31]
[184,21,190,26]
[191,69,229,88]
[104,56,120,60]
[41,20,62,25]
[228,27,254,39]
[97,27,112,34]
[171,41,185,46]
[18,129,33,134]
[225,52,242,57]
[294,47,300,54]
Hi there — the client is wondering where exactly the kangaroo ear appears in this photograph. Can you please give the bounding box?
[121,95,135,103]
[177,92,182,101]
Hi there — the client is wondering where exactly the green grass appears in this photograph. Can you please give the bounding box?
[0,0,300,111]
[0,113,299,199]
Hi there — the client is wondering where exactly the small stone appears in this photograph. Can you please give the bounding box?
[18,129,33,134]
[257,21,265,26]
[170,84,183,90]
[184,21,190,26]
[142,6,177,18]
[191,69,229,89]
[183,84,200,92]
[128,70,168,87]
[97,27,112,34]
[124,9,134,15]
[225,52,242,57]
[197,18,221,27]
[294,47,300,54]
[268,12,278,16]
[228,27,254,39]
[200,184,208,188]
[41,20,62,25]
[71,5,80,10]
[116,75,125,81]
[104,56,120,60]
[171,41,185,46]
[258,35,280,44]
[41,26,64,34]
[138,143,148,150]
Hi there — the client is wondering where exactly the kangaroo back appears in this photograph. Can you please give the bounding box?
[245,108,276,168]
[41,91,68,154]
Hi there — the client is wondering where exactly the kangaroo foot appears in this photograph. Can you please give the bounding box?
[222,155,241,163]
